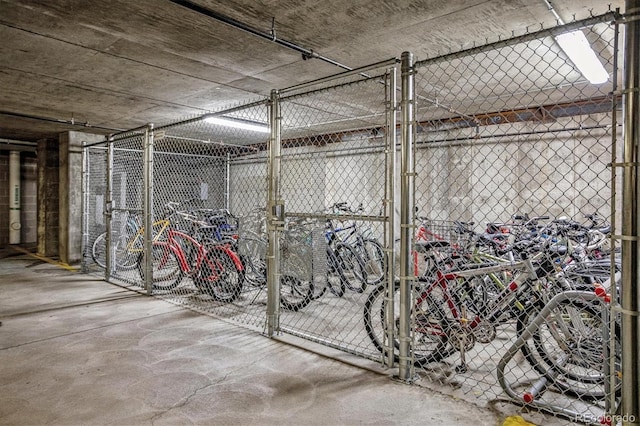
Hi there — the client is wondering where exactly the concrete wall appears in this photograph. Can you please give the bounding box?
[37,139,59,257]
[59,131,104,264]
[414,113,616,225]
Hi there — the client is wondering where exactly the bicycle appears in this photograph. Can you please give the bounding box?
[236,209,314,311]
[364,235,620,400]
[136,208,244,301]
[91,209,143,270]
[282,216,361,300]
[91,199,202,271]
[329,202,386,287]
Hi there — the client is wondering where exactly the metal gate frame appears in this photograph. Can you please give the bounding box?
[80,5,640,423]
[268,58,399,363]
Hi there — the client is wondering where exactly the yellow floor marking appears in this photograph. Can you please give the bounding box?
[502,416,537,426]
[10,246,79,272]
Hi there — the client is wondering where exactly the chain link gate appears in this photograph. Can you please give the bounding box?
[148,102,272,330]
[77,8,639,424]
[82,143,108,275]
[81,101,274,330]
[402,12,622,425]
[273,60,398,362]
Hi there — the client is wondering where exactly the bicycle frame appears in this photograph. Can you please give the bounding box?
[155,227,244,277]
[127,218,171,253]
[415,256,539,332]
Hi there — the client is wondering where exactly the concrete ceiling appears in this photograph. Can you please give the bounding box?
[0,0,625,143]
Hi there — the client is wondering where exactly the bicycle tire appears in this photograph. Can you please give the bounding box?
[92,232,107,269]
[91,225,139,271]
[517,298,621,401]
[334,242,367,293]
[237,236,267,287]
[280,275,313,311]
[196,248,244,303]
[136,241,183,290]
[364,281,453,366]
[326,248,346,297]
[359,239,386,286]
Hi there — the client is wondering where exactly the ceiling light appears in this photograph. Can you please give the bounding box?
[205,116,270,133]
[555,30,609,85]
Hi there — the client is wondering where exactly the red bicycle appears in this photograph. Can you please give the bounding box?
[137,209,244,302]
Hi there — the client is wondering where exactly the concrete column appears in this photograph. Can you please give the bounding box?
[37,138,59,257]
[59,131,103,265]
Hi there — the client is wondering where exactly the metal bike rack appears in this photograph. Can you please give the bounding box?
[497,290,615,426]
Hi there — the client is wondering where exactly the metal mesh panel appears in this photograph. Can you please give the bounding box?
[147,101,271,331]
[408,16,620,424]
[82,145,108,275]
[277,68,394,361]
[108,134,145,286]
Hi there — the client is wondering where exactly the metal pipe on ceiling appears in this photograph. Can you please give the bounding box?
[0,110,122,133]
[168,0,356,72]
[0,138,37,152]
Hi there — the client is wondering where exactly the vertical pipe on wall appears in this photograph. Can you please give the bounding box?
[621,1,640,423]
[143,125,155,295]
[384,65,398,368]
[398,51,415,381]
[9,151,21,244]
[266,90,282,337]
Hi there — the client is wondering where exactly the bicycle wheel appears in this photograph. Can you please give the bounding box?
[517,298,621,401]
[326,248,346,297]
[280,275,313,311]
[334,242,367,293]
[92,232,107,268]
[358,239,386,286]
[196,248,244,303]
[280,249,313,310]
[237,237,267,287]
[364,281,453,366]
[136,241,183,290]
[91,227,139,271]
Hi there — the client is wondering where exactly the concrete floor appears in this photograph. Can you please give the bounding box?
[0,252,534,426]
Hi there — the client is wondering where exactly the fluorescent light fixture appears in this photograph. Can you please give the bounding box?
[555,30,608,85]
[205,116,270,133]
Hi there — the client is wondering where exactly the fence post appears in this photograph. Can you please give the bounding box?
[398,51,415,381]
[143,124,154,295]
[384,65,398,368]
[621,1,640,423]
[267,89,282,336]
[105,136,114,281]
[81,142,89,273]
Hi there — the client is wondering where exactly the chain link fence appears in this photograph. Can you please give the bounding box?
[82,144,108,275]
[405,13,621,424]
[79,9,638,425]
[276,62,396,361]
